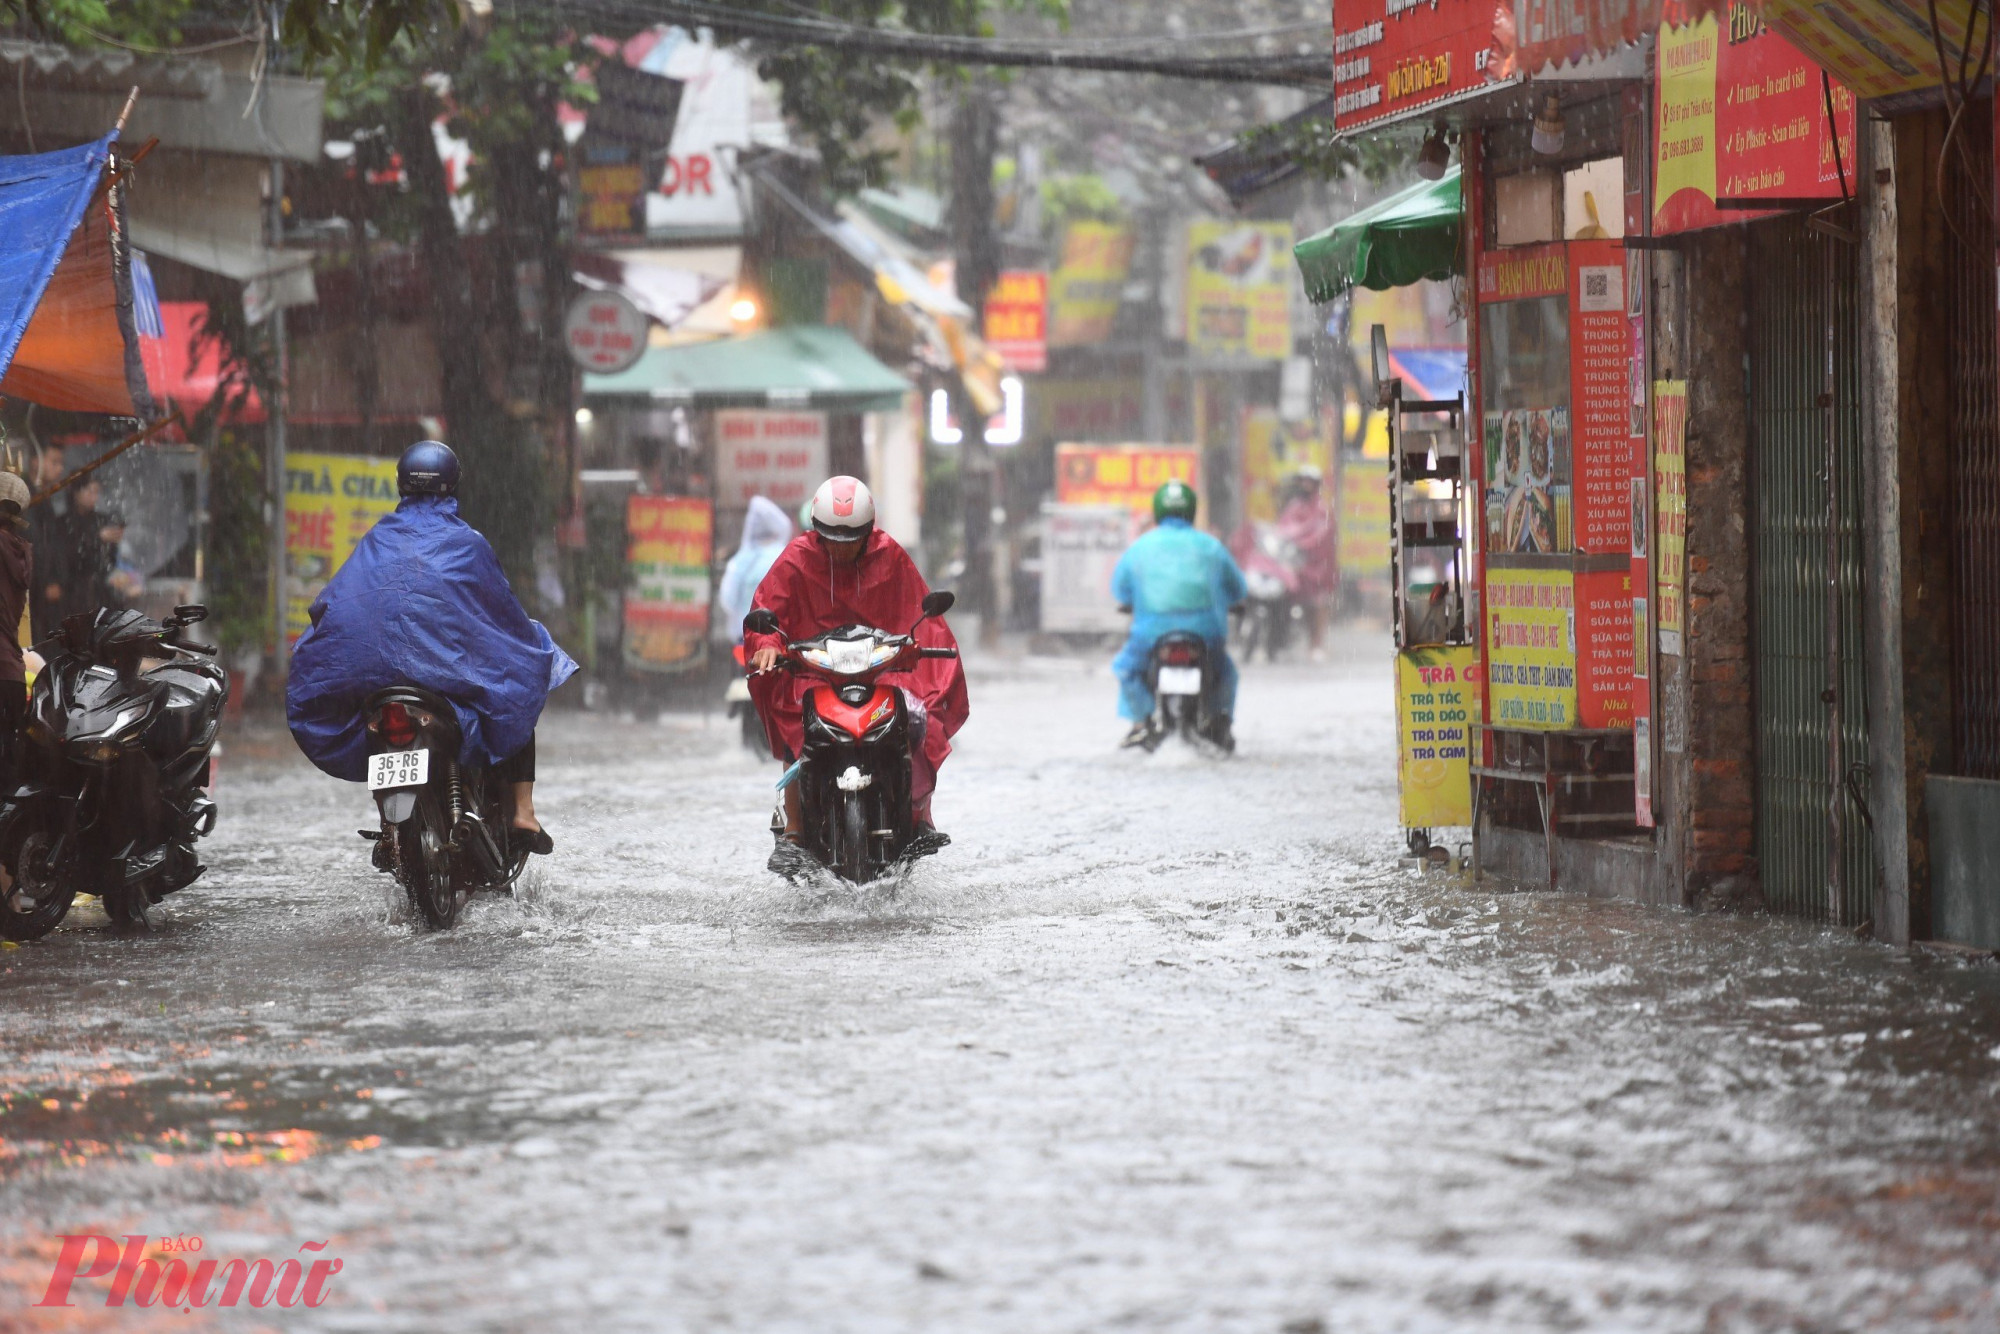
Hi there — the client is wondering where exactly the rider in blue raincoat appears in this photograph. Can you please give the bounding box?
[286,441,577,856]
[717,495,793,642]
[1111,480,1247,751]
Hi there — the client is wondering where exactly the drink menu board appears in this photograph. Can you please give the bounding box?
[1568,239,1631,553]
[1653,381,1689,655]
[1577,567,1635,730]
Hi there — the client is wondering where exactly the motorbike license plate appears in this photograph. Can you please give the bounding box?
[1157,666,1202,696]
[368,748,430,790]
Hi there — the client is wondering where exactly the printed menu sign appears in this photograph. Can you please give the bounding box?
[1654,381,1689,655]
[1569,239,1631,553]
[1487,566,1577,731]
[1577,567,1635,730]
[1397,647,1479,828]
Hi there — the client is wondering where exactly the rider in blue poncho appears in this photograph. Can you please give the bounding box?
[1111,479,1247,750]
[717,495,793,642]
[286,441,577,855]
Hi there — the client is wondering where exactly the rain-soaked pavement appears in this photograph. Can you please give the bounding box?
[3,629,1999,1332]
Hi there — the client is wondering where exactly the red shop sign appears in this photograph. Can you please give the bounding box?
[1333,0,1501,132]
[1475,242,1567,303]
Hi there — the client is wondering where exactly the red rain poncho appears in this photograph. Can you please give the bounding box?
[745,530,969,802]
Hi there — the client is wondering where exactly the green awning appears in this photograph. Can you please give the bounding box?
[582,324,911,412]
[1294,167,1462,304]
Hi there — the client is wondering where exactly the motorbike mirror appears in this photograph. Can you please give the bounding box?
[173,605,208,624]
[743,608,780,637]
[920,591,955,619]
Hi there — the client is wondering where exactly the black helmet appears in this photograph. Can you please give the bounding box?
[397,440,459,498]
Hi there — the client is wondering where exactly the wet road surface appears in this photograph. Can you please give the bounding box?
[3,631,2000,1331]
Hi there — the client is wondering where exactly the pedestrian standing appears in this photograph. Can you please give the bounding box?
[26,444,64,642]
[0,473,34,789]
[53,478,112,630]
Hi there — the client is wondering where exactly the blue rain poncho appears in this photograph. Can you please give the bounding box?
[286,495,578,782]
[717,495,792,643]
[1111,516,1248,643]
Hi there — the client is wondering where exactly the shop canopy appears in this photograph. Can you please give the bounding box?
[1294,167,1462,305]
[582,324,910,412]
[0,131,157,418]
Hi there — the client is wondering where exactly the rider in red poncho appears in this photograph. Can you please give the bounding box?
[745,477,969,839]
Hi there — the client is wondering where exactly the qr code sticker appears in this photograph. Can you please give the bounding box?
[1578,265,1622,312]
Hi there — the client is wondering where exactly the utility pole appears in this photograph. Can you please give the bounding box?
[950,79,1000,641]
[268,155,290,685]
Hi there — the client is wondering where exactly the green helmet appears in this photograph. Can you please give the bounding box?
[1153,479,1197,524]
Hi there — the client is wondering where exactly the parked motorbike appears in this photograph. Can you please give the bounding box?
[0,606,226,939]
[1135,630,1232,755]
[358,684,527,928]
[1233,524,1304,662]
[744,591,958,884]
[726,644,771,756]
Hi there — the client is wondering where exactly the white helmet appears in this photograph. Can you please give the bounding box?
[809,475,875,542]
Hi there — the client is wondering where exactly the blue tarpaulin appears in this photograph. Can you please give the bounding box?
[286,495,580,783]
[0,132,155,416]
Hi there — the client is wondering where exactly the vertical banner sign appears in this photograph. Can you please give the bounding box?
[1047,223,1135,347]
[1039,503,1133,635]
[714,409,828,510]
[983,270,1049,372]
[1653,381,1689,655]
[624,495,712,672]
[1338,456,1392,583]
[283,452,400,645]
[1486,567,1578,730]
[1397,646,1479,828]
[1333,0,1499,132]
[1054,443,1201,519]
[1653,8,1857,235]
[1185,221,1293,360]
[1627,246,1654,825]
[1568,239,1631,553]
[1576,567,1635,729]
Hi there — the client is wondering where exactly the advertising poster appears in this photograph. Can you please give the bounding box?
[1654,380,1689,655]
[1241,409,1335,525]
[1332,0,1498,132]
[1396,646,1479,828]
[1338,459,1392,583]
[1568,239,1631,553]
[1628,252,1654,825]
[625,495,712,672]
[1653,11,1857,235]
[1040,503,1133,635]
[576,139,649,237]
[1048,223,1134,347]
[1576,567,1635,730]
[1055,444,1201,519]
[283,452,399,645]
[983,269,1049,372]
[1483,406,1570,554]
[714,409,828,511]
[1185,221,1293,360]
[1486,566,1577,730]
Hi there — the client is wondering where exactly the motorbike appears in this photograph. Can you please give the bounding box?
[1136,630,1232,755]
[357,684,528,928]
[0,606,226,939]
[726,643,771,755]
[743,591,958,885]
[1233,524,1305,662]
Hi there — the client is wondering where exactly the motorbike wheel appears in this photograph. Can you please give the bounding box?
[0,832,76,942]
[834,791,871,885]
[398,797,462,929]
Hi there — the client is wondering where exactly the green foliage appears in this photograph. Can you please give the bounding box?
[0,0,195,47]
[1039,172,1125,231]
[1241,113,1420,187]
[203,425,269,657]
[278,0,457,73]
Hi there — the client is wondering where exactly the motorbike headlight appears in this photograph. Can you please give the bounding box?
[799,648,834,670]
[76,739,125,764]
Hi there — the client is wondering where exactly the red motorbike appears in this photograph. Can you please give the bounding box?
[743,591,958,884]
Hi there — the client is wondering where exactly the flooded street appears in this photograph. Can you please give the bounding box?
[4,633,1999,1331]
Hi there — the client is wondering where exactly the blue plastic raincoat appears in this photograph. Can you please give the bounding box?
[287,495,578,782]
[1110,516,1248,722]
[717,495,792,643]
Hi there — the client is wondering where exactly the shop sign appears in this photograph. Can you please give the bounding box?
[1028,377,1143,442]
[564,290,648,374]
[1055,444,1201,518]
[1475,242,1567,303]
[1338,461,1392,581]
[1040,503,1133,634]
[1653,380,1688,655]
[1653,7,1857,235]
[1048,223,1134,347]
[1568,238,1630,552]
[1576,567,1635,729]
[1332,0,1499,132]
[1185,221,1293,361]
[1397,646,1479,828]
[983,270,1048,372]
[714,410,828,511]
[283,453,399,646]
[1761,0,1979,101]
[1487,566,1577,730]
[625,495,712,672]
[576,139,650,238]
[1508,0,1661,77]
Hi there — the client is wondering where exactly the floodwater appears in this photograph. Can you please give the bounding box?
[2,631,1998,1332]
